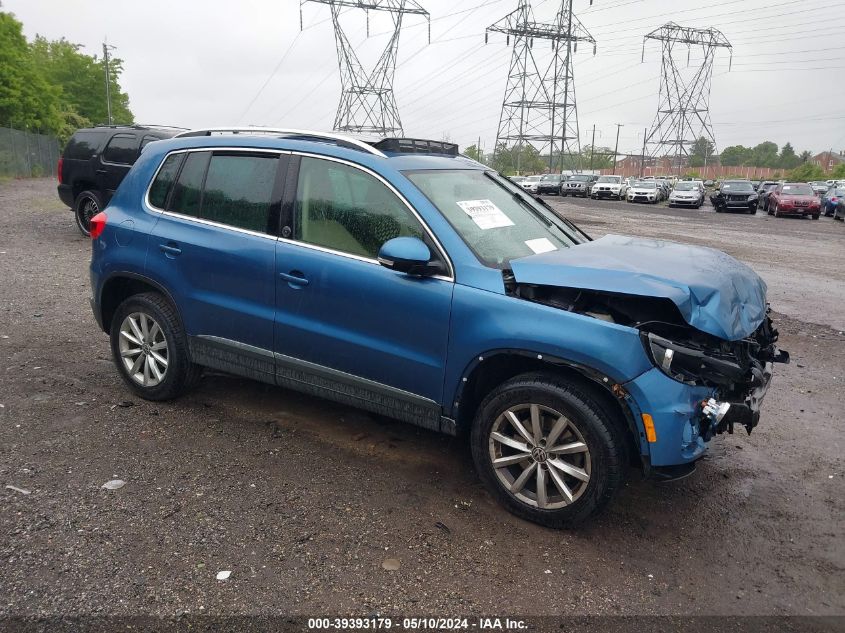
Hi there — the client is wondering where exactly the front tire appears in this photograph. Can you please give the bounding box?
[471,373,626,528]
[74,190,103,237]
[109,292,202,401]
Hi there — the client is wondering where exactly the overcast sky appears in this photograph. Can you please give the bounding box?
[6,0,845,156]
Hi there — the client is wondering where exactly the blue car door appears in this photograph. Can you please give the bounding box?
[146,149,285,380]
[272,155,454,429]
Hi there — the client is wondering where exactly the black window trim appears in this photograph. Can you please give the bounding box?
[143,147,289,242]
[282,151,454,282]
[101,133,140,166]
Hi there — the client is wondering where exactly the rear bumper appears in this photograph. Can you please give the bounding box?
[58,184,74,208]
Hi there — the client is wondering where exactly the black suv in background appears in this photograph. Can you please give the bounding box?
[57,125,183,235]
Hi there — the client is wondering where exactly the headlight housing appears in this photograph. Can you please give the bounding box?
[643,332,746,387]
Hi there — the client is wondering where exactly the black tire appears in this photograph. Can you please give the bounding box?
[470,372,626,528]
[749,206,757,215]
[109,292,202,401]
[74,190,103,237]
[812,214,820,220]
[772,203,779,217]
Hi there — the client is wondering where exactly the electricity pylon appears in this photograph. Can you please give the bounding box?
[642,22,732,172]
[301,0,429,136]
[487,0,595,173]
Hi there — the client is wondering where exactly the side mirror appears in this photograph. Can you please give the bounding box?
[378,237,434,276]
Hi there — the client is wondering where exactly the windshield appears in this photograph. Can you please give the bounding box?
[721,181,754,193]
[405,170,582,268]
[633,181,656,189]
[674,182,696,191]
[540,174,560,182]
[596,176,621,183]
[569,175,590,182]
[781,184,814,196]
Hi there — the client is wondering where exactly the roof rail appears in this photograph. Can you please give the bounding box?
[174,127,387,158]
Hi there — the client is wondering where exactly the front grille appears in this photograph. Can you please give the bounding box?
[728,195,747,202]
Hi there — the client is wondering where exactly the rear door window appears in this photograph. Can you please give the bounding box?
[167,151,210,218]
[64,130,107,160]
[201,153,279,234]
[102,134,140,165]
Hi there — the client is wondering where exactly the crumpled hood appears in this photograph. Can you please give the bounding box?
[510,234,768,341]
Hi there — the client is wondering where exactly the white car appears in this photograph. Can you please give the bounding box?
[520,175,542,194]
[590,175,627,200]
[627,180,661,204]
[668,181,704,208]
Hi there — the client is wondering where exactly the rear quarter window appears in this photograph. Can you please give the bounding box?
[63,131,107,160]
[148,154,184,209]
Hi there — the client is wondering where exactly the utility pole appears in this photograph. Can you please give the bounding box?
[639,127,647,178]
[588,124,596,171]
[102,42,113,125]
[612,123,622,175]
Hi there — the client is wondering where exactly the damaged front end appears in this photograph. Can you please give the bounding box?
[509,281,789,439]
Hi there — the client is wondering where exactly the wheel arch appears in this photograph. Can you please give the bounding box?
[451,350,646,466]
[97,272,180,334]
[72,180,100,201]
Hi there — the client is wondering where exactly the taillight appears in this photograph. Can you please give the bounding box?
[89,212,107,239]
[57,157,63,184]
[832,197,838,202]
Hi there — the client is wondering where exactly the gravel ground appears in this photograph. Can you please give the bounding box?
[0,178,843,619]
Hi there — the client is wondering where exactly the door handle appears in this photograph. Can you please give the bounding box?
[279,271,309,287]
[159,243,182,257]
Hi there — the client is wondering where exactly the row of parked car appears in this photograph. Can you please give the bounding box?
[754,179,845,219]
[514,172,845,221]
[513,173,707,207]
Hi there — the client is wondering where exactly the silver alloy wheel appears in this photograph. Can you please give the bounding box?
[118,312,169,387]
[489,403,591,510]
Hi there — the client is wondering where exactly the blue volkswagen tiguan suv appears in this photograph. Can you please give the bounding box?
[88,128,788,527]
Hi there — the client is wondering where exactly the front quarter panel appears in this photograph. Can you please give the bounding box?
[444,284,653,417]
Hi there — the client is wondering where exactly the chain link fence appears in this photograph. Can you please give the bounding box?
[0,126,61,179]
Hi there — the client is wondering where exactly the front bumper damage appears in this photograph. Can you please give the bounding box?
[622,315,788,474]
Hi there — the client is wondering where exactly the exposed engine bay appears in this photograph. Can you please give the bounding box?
[505,277,790,436]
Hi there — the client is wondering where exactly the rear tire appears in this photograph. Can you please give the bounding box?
[471,372,626,528]
[109,292,202,401]
[74,190,103,237]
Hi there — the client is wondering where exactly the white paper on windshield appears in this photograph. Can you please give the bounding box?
[456,199,514,230]
[524,238,557,254]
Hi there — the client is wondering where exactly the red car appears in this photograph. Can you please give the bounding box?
[767,183,821,219]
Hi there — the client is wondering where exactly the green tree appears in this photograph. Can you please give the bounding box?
[580,145,614,169]
[748,141,779,168]
[719,145,751,166]
[787,162,825,181]
[491,143,545,175]
[0,11,63,132]
[830,163,845,179]
[778,142,801,170]
[463,144,485,164]
[30,36,133,127]
[689,136,715,167]
[799,150,812,164]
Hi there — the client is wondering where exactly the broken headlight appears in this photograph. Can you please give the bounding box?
[643,332,746,387]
